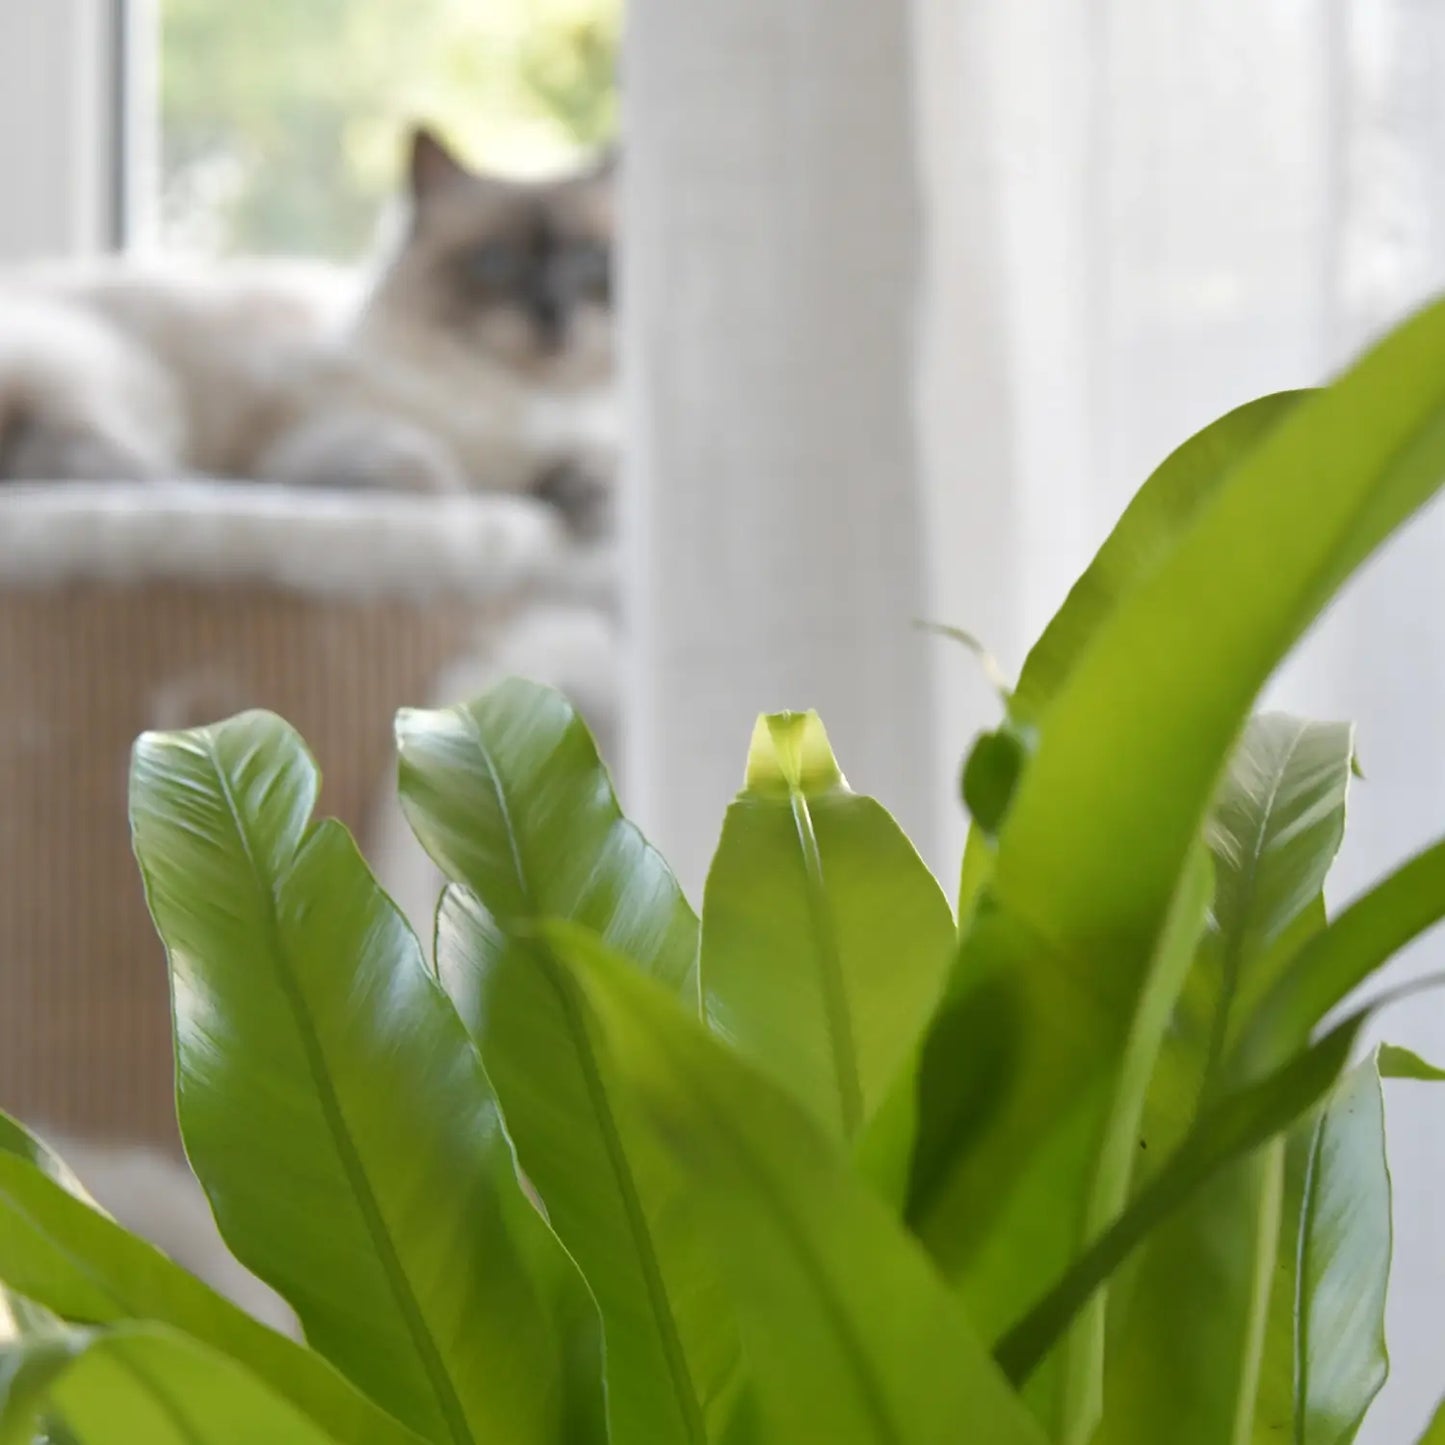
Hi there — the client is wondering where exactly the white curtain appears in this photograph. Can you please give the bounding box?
[916,10,1445,1437]
[627,3,1445,1437]
[623,0,938,895]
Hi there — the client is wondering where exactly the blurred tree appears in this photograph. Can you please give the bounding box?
[159,0,621,258]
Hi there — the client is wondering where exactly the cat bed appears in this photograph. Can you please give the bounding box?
[0,480,616,1156]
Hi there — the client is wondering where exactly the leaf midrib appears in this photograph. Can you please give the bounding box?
[0,1193,130,1321]
[111,1345,209,1445]
[1231,1144,1284,1445]
[442,719,709,1435]
[458,709,534,915]
[1204,721,1310,1091]
[538,946,708,1444]
[788,791,863,1139]
[204,744,476,1445]
[1291,1107,1329,1445]
[653,1028,912,1445]
[447,707,701,1006]
[441,710,707,1434]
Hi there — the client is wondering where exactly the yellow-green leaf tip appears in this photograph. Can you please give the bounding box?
[744,711,847,795]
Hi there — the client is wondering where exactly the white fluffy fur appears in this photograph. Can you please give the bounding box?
[0,259,617,493]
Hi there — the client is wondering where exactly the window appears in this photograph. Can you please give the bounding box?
[148,0,620,259]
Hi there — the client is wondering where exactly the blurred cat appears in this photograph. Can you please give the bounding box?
[6,126,623,1334]
[0,126,618,533]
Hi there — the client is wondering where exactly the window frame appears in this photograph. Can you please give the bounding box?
[112,0,160,253]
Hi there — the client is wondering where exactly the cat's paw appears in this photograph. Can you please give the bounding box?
[0,416,164,483]
[258,413,466,493]
[530,457,615,540]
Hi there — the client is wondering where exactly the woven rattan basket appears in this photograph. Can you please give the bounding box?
[0,481,607,1157]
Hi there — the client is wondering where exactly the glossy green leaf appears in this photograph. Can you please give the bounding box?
[1206,904,1445,1440]
[1238,837,1445,1078]
[1091,716,1353,1444]
[1204,715,1355,1066]
[700,711,955,1143]
[0,1117,75,1345]
[1377,1045,1445,1082]
[544,921,1050,1445]
[0,1142,421,1445]
[435,886,737,1445]
[396,678,698,1001]
[1097,1145,1283,1445]
[996,973,1445,1383]
[1267,1044,1443,1445]
[911,297,1445,1393]
[957,392,1305,919]
[1253,1051,1392,1445]
[1029,846,1214,1435]
[0,1120,90,1204]
[1010,393,1307,727]
[1417,1397,1445,1443]
[0,1326,341,1445]
[130,712,603,1445]
[955,826,996,927]
[960,725,1032,838]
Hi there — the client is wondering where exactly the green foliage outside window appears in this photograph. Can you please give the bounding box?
[159,0,620,258]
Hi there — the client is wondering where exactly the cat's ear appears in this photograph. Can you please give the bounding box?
[407,124,469,205]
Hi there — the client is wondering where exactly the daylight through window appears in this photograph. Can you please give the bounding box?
[156,0,620,259]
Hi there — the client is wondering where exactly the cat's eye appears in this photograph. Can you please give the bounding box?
[465,242,524,289]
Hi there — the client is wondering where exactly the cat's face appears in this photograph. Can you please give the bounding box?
[368,127,615,390]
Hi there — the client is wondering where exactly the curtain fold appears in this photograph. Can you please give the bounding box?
[911,8,1445,1439]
